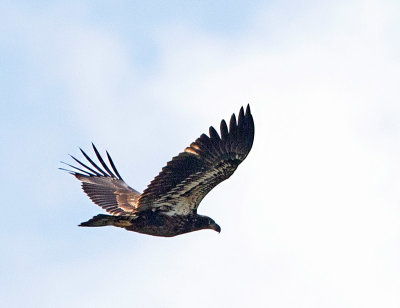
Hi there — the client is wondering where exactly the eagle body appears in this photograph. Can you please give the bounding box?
[62,105,254,237]
[82,212,220,237]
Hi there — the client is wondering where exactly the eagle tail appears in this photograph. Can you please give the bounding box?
[79,214,133,228]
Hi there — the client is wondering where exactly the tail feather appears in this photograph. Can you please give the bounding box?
[79,214,133,228]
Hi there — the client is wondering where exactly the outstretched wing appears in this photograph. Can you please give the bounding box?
[138,105,254,215]
[61,144,141,216]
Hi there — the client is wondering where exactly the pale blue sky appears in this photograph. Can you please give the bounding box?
[1,1,399,307]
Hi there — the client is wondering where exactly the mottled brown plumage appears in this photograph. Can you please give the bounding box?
[61,105,254,237]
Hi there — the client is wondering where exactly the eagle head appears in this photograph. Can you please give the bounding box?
[194,215,221,233]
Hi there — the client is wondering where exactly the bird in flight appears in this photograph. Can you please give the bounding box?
[61,105,254,237]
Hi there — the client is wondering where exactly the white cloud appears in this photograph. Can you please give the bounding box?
[2,1,399,307]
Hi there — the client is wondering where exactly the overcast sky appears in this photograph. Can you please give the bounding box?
[1,0,399,307]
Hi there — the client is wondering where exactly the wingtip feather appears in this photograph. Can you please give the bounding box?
[246,104,251,115]
[229,113,237,133]
[220,119,229,140]
[209,126,220,140]
[92,144,117,178]
[106,150,123,180]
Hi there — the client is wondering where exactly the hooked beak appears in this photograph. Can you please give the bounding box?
[210,223,221,233]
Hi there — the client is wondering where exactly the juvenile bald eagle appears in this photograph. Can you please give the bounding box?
[61,105,254,237]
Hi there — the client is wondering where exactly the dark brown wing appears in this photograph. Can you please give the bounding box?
[137,105,254,215]
[61,143,141,216]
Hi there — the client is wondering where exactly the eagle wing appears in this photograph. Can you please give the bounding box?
[61,144,141,216]
[137,105,254,215]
